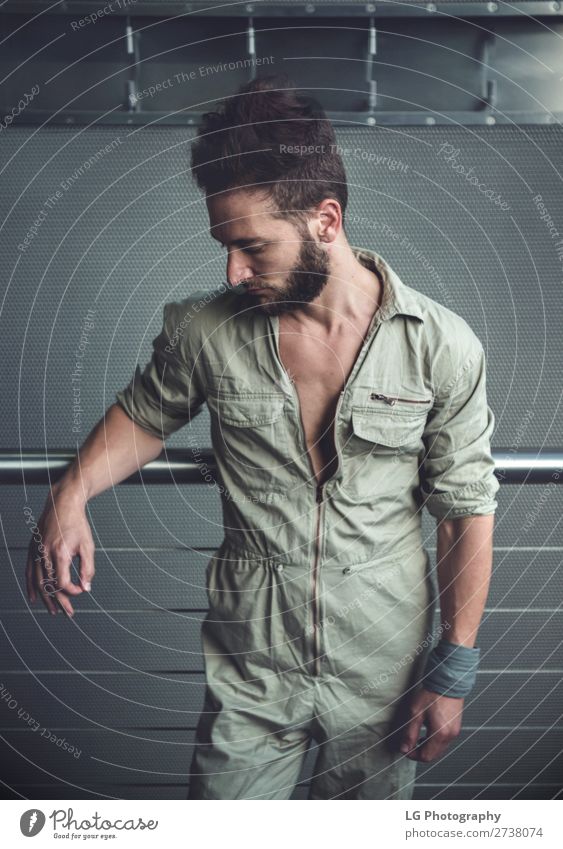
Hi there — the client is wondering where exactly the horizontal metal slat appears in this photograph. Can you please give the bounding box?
[4,546,563,610]
[0,727,561,787]
[0,610,560,671]
[0,671,560,729]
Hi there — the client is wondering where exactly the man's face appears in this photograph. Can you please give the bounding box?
[206,189,331,316]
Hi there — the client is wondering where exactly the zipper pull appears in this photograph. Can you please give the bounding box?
[371,392,396,406]
[316,483,324,503]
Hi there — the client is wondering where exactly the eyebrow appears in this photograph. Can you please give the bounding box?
[211,234,265,247]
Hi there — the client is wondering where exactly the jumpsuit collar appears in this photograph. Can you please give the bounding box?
[264,246,425,394]
[350,245,425,324]
[265,245,425,338]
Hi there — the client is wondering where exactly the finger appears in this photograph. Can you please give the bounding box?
[41,553,75,618]
[35,557,58,615]
[413,731,449,763]
[78,542,95,592]
[51,588,75,618]
[417,699,463,762]
[399,692,427,752]
[400,710,425,754]
[53,548,85,598]
[412,703,457,763]
[404,736,428,762]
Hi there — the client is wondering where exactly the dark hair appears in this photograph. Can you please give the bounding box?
[190,73,348,232]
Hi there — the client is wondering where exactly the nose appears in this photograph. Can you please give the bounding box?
[226,249,254,287]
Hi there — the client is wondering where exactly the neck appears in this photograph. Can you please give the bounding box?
[287,239,383,333]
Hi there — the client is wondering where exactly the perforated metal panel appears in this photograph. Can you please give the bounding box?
[1,122,562,800]
[2,124,562,447]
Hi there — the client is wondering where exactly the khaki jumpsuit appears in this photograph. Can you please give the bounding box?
[115,246,500,799]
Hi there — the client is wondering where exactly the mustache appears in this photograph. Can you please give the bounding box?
[226,279,268,293]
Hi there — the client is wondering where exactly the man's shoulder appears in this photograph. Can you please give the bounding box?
[399,284,487,394]
[166,283,237,316]
[402,283,484,358]
[163,285,243,336]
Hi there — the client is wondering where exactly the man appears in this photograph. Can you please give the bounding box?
[27,75,499,800]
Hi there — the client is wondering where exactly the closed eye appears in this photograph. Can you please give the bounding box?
[218,243,264,255]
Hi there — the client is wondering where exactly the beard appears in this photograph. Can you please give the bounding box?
[238,232,331,316]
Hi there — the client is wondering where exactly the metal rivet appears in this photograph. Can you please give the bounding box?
[343,566,352,575]
[275,563,284,572]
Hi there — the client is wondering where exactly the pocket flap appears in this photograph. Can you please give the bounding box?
[351,406,426,447]
[208,392,286,427]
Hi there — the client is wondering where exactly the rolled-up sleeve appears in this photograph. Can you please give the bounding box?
[420,342,500,520]
[115,301,206,440]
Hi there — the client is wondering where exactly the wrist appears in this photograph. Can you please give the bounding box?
[421,638,481,699]
[50,472,89,506]
[445,632,477,648]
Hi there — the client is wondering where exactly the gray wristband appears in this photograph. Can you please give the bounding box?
[421,638,480,698]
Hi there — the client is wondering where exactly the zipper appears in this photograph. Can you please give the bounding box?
[267,313,377,678]
[286,382,343,679]
[312,481,325,677]
[275,367,330,678]
[290,388,341,678]
[370,392,432,407]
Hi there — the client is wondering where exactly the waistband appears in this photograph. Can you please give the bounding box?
[214,538,288,567]
[216,536,428,572]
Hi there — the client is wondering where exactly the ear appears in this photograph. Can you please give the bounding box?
[317,197,341,244]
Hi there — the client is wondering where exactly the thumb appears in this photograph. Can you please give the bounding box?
[400,701,425,753]
[78,543,95,592]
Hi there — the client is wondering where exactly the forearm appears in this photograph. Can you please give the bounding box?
[435,514,495,647]
[52,403,165,505]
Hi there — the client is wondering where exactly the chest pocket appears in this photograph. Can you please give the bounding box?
[206,390,290,470]
[350,405,428,454]
[339,393,431,500]
[350,388,432,449]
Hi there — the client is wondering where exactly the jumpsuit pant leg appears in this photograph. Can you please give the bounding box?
[306,685,419,799]
[187,674,419,800]
[187,682,313,800]
[304,545,437,800]
[187,544,436,800]
[187,550,316,800]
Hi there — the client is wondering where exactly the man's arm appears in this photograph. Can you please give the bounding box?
[26,404,165,618]
[26,298,207,618]
[435,513,495,647]
[53,403,165,504]
[55,403,165,504]
[399,513,495,762]
[400,330,499,761]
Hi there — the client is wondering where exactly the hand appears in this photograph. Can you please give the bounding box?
[399,686,464,762]
[25,484,96,618]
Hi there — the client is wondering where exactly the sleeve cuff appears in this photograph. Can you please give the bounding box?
[423,477,500,520]
[115,376,169,440]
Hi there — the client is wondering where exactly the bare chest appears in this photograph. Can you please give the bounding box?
[278,318,373,485]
